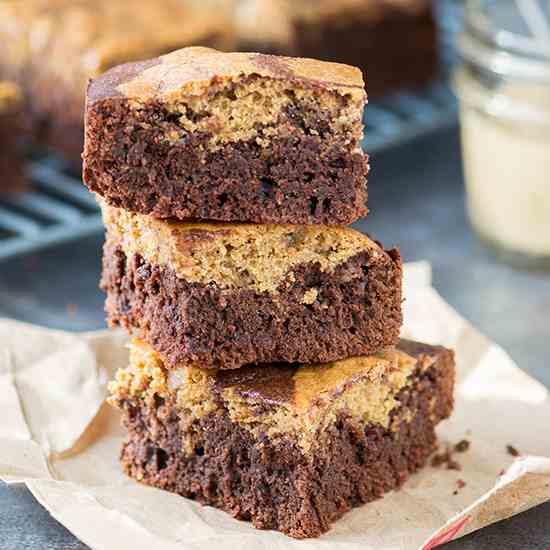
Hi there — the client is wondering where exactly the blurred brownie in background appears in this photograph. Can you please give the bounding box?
[0,82,26,193]
[0,0,234,166]
[0,0,437,166]
[234,0,438,97]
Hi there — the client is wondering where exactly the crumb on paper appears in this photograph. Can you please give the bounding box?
[454,439,470,453]
[447,458,461,471]
[507,444,520,457]
[453,479,466,496]
[431,445,462,471]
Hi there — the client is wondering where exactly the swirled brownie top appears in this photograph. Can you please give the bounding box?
[87,47,366,151]
[88,46,365,103]
[101,201,381,294]
[109,338,451,452]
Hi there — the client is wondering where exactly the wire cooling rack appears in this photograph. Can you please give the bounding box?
[0,156,103,260]
[0,81,458,262]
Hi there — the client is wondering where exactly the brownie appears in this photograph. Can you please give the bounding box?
[109,338,455,538]
[0,81,25,193]
[100,202,402,370]
[84,47,369,225]
[0,0,234,165]
[234,0,438,97]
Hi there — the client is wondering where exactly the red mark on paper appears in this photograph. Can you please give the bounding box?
[422,515,471,549]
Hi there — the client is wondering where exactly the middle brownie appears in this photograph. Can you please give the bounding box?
[101,203,403,370]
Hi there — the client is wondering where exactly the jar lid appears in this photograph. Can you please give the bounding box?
[459,0,550,82]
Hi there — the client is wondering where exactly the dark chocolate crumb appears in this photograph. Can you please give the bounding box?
[453,479,466,495]
[447,458,461,471]
[455,439,470,453]
[431,445,462,471]
[506,445,520,457]
[431,452,448,468]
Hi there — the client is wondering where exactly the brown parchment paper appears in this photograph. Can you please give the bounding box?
[1,262,549,550]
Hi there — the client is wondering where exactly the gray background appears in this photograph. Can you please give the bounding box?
[1,128,549,549]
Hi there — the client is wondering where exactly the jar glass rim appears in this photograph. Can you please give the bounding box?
[460,0,550,82]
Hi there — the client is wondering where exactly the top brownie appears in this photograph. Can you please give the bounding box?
[83,47,369,225]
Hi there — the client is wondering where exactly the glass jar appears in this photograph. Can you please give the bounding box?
[454,0,550,270]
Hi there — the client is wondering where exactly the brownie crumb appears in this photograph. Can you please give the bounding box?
[454,439,470,453]
[431,452,447,468]
[452,479,466,496]
[506,445,520,457]
[447,457,461,471]
[431,446,462,471]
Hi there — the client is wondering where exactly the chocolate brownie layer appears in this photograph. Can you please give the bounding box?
[0,0,233,165]
[110,339,455,538]
[100,209,402,369]
[84,47,368,224]
[0,82,25,193]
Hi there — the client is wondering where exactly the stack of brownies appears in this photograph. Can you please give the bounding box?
[82,47,455,539]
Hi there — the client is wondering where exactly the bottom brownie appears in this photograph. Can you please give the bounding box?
[109,339,454,538]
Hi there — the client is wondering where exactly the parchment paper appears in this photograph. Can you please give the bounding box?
[1,262,549,549]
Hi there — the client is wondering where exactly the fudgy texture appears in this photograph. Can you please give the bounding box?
[101,240,402,369]
[85,113,368,224]
[84,48,368,224]
[115,342,454,538]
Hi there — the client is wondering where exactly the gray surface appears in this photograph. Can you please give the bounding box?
[1,128,549,548]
